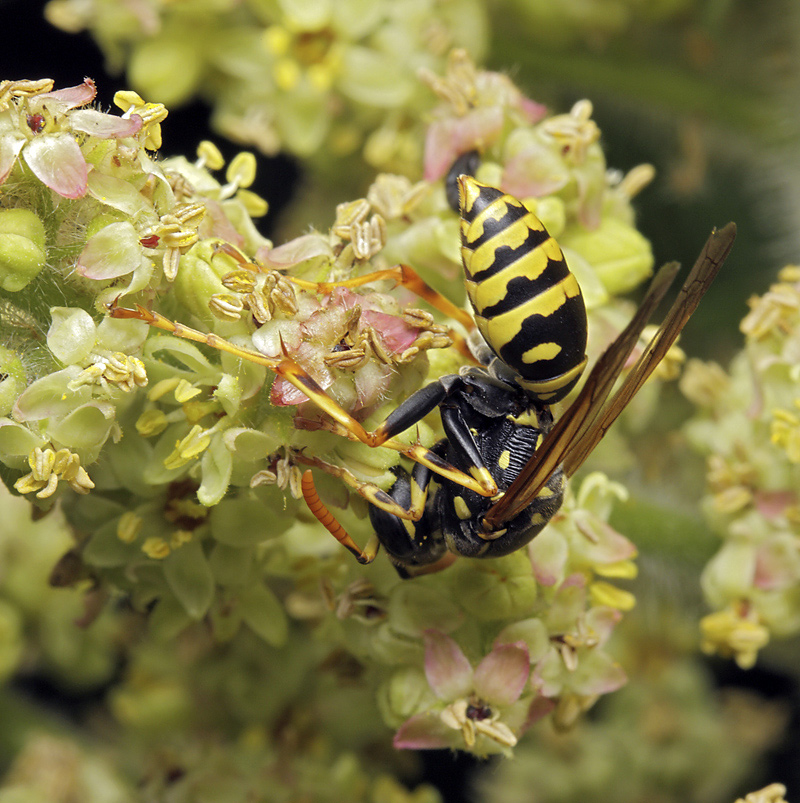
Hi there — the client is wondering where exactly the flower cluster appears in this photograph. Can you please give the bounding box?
[683,266,800,668]
[44,0,488,170]
[0,67,665,780]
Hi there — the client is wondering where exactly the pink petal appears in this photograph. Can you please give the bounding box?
[754,535,800,591]
[38,77,97,109]
[574,517,637,566]
[0,135,25,184]
[501,144,570,199]
[473,643,530,706]
[270,376,310,406]
[423,107,503,182]
[423,630,473,700]
[361,310,418,353]
[199,199,245,246]
[754,490,796,520]
[23,133,88,198]
[69,109,143,139]
[393,713,454,750]
[519,97,549,123]
[584,606,622,646]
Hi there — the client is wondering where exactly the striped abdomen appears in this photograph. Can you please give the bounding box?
[458,176,588,404]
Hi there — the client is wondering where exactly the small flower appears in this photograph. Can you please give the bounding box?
[113,89,167,150]
[163,424,214,470]
[13,446,95,499]
[771,404,800,463]
[700,604,770,670]
[0,78,142,199]
[736,784,789,803]
[393,631,532,755]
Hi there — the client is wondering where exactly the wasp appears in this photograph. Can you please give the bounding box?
[110,169,735,577]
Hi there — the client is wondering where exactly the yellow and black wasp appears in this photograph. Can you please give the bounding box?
[110,160,735,577]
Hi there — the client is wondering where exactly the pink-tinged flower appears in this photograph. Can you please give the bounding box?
[421,52,547,182]
[258,286,423,412]
[0,78,142,199]
[393,630,536,756]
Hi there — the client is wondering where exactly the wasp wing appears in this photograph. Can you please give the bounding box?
[482,222,736,530]
[563,222,736,477]
[482,260,680,528]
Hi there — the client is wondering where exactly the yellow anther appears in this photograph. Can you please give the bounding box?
[0,79,54,110]
[163,424,212,470]
[263,25,292,56]
[589,581,636,611]
[136,409,169,437]
[170,529,193,548]
[196,140,225,171]
[209,293,245,322]
[174,379,202,403]
[307,62,334,92]
[141,537,171,560]
[117,511,143,543]
[173,202,206,228]
[148,377,181,401]
[235,188,268,217]
[274,58,301,91]
[226,152,257,189]
[593,559,638,579]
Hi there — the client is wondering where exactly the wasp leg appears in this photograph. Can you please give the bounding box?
[292,452,426,521]
[307,376,498,498]
[367,460,449,577]
[107,304,497,496]
[301,470,379,564]
[214,242,474,356]
[287,263,475,334]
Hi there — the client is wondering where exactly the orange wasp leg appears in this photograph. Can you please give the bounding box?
[292,451,426,521]
[108,303,497,498]
[301,470,379,564]
[213,243,475,360]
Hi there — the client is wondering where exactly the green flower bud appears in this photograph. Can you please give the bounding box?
[561,217,654,295]
[377,666,434,728]
[47,307,97,365]
[172,240,239,325]
[0,346,27,417]
[386,582,463,638]
[451,553,538,620]
[128,35,204,107]
[0,208,47,292]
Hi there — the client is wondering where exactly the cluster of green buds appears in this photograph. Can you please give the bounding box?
[44,0,488,170]
[683,266,800,669]
[0,64,665,764]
